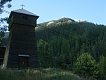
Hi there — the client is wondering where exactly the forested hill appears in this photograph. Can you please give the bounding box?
[36,17,106,68]
[36,17,106,58]
[36,17,106,42]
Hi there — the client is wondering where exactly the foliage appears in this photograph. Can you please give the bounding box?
[37,19,106,60]
[36,19,106,71]
[0,0,12,46]
[96,55,105,80]
[0,0,12,13]
[37,39,53,68]
[73,53,97,79]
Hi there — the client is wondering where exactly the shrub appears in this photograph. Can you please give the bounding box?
[73,53,97,79]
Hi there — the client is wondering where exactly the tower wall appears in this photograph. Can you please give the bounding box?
[3,9,39,68]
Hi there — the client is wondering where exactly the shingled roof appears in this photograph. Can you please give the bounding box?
[11,9,39,17]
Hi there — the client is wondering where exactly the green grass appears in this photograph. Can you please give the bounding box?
[0,68,84,80]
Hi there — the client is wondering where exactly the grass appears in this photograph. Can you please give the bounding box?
[0,68,84,80]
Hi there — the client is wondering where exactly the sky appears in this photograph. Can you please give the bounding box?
[1,0,106,25]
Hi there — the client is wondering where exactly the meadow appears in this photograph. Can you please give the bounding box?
[0,68,84,80]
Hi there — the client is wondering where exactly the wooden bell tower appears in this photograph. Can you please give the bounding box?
[3,9,39,68]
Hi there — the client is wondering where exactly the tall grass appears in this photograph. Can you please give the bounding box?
[0,68,83,80]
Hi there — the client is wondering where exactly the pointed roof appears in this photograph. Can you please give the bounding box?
[11,9,39,17]
[8,9,39,23]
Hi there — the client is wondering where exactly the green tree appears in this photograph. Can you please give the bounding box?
[73,53,97,79]
[0,0,12,45]
[97,55,105,80]
[0,0,12,27]
[37,39,53,68]
[0,0,12,13]
[59,38,70,69]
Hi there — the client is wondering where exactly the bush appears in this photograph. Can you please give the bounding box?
[73,53,97,79]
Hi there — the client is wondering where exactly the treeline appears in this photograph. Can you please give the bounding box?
[36,18,106,79]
